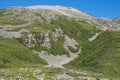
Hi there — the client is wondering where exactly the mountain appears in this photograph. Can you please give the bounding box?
[0,5,120,80]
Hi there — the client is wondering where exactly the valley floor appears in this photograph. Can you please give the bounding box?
[0,67,115,80]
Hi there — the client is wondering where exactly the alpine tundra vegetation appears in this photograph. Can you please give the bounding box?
[0,6,120,80]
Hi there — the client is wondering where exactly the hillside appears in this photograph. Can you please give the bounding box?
[0,6,120,80]
[64,30,120,78]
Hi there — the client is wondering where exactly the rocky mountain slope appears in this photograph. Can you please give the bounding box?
[0,6,120,80]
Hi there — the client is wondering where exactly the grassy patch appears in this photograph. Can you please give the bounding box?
[48,36,69,56]
[0,37,47,68]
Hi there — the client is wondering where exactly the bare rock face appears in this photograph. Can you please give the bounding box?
[113,17,120,24]
[2,5,120,30]
[1,23,31,30]
[64,35,79,49]
[0,23,30,38]
[23,32,51,48]
[0,28,29,38]
[111,17,120,30]
[23,29,64,48]
[52,28,64,41]
[4,7,43,22]
[26,6,99,25]
[26,5,120,28]
[23,33,36,47]
[97,18,115,27]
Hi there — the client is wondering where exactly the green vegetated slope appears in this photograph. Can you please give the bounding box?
[0,7,120,79]
[0,8,28,25]
[0,8,100,68]
[64,30,120,78]
[0,37,47,68]
[50,18,100,44]
[25,17,100,56]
